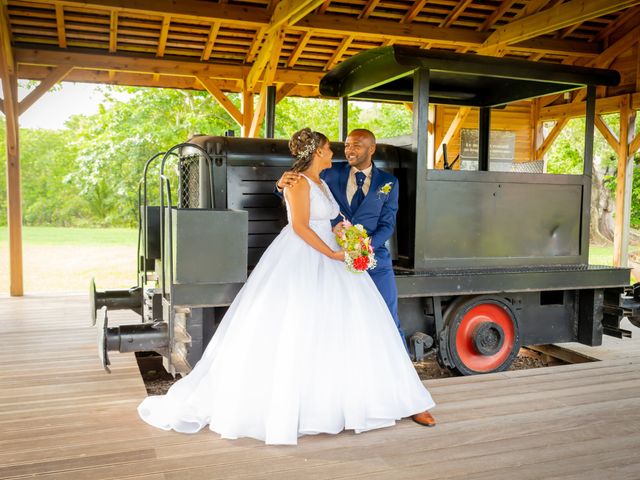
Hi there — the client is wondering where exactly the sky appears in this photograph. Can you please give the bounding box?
[15,82,122,130]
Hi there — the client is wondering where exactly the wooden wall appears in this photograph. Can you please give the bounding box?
[434,101,533,168]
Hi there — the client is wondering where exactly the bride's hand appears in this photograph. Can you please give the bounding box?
[332,221,346,235]
[331,250,345,261]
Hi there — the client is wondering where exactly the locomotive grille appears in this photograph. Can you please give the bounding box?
[179,155,201,208]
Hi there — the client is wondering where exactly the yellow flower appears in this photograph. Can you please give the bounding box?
[379,182,393,195]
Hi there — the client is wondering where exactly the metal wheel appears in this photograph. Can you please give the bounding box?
[443,296,520,375]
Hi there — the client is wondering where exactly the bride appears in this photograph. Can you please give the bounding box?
[138,128,435,445]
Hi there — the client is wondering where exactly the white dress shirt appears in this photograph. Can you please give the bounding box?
[346,165,373,204]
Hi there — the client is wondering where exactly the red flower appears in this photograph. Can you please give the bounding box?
[353,255,370,271]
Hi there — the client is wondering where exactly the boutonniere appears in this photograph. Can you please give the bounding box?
[377,182,393,198]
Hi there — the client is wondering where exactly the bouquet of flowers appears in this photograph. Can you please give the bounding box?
[334,216,377,273]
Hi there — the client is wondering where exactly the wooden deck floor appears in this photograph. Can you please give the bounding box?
[1,294,640,480]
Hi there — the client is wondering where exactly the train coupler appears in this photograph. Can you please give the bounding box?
[90,278,142,326]
[602,283,640,338]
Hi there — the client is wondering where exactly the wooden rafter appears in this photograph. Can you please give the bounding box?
[54,4,66,48]
[109,11,117,53]
[478,0,640,54]
[480,0,518,32]
[0,0,13,73]
[18,0,270,28]
[595,5,640,41]
[401,0,427,24]
[539,95,624,121]
[287,30,311,68]
[157,15,171,57]
[245,28,266,64]
[18,65,72,115]
[317,0,331,15]
[440,0,473,28]
[201,22,220,61]
[359,0,380,19]
[197,75,243,126]
[324,35,353,71]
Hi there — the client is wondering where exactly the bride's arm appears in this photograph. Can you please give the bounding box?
[285,181,345,261]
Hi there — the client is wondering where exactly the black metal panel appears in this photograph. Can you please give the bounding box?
[320,46,620,107]
[395,265,631,298]
[514,291,578,345]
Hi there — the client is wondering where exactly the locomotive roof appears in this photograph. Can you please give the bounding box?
[319,46,621,108]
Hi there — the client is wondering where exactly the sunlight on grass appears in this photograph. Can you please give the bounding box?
[0,226,138,293]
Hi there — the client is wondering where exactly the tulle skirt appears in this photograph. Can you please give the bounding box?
[138,223,435,445]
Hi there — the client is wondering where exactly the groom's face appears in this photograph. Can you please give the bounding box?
[345,132,375,170]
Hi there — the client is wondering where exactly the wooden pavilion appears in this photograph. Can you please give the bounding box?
[1,0,640,295]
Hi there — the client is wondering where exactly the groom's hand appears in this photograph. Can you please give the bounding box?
[276,171,302,192]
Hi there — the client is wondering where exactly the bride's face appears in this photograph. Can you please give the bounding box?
[315,141,334,170]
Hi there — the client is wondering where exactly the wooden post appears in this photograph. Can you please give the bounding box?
[241,80,253,138]
[1,63,23,296]
[613,94,636,267]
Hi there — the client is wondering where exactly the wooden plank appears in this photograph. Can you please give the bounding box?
[200,22,219,61]
[156,14,170,57]
[15,0,270,28]
[400,0,427,23]
[18,64,72,115]
[14,48,324,87]
[0,0,14,74]
[358,0,380,19]
[479,0,640,54]
[324,34,352,70]
[54,3,66,48]
[286,30,311,67]
[440,0,473,28]
[108,10,117,52]
[613,94,636,267]
[249,29,283,136]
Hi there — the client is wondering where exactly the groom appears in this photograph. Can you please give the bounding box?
[277,128,436,427]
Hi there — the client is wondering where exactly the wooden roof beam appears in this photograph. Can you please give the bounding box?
[324,35,353,71]
[287,30,311,68]
[55,4,66,48]
[440,0,473,28]
[157,15,170,58]
[359,0,381,19]
[479,0,518,32]
[109,11,117,53]
[246,0,322,92]
[401,0,427,24]
[478,0,640,54]
[14,48,324,87]
[295,15,601,55]
[0,0,13,73]
[249,29,283,137]
[201,22,220,61]
[17,0,270,28]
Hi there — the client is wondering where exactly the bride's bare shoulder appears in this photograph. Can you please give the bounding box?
[285,177,309,197]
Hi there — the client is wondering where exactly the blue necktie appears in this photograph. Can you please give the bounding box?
[350,171,366,212]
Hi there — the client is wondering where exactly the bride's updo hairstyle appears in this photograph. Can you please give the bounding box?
[289,128,329,173]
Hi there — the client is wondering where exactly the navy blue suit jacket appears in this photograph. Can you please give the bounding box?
[321,162,398,268]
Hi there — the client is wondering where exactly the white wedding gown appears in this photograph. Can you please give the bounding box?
[138,175,435,445]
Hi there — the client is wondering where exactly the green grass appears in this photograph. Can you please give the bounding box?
[588,245,614,266]
[0,226,137,246]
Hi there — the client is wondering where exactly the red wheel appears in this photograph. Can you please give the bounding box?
[444,297,520,375]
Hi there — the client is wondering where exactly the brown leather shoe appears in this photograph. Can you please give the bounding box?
[412,411,436,427]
